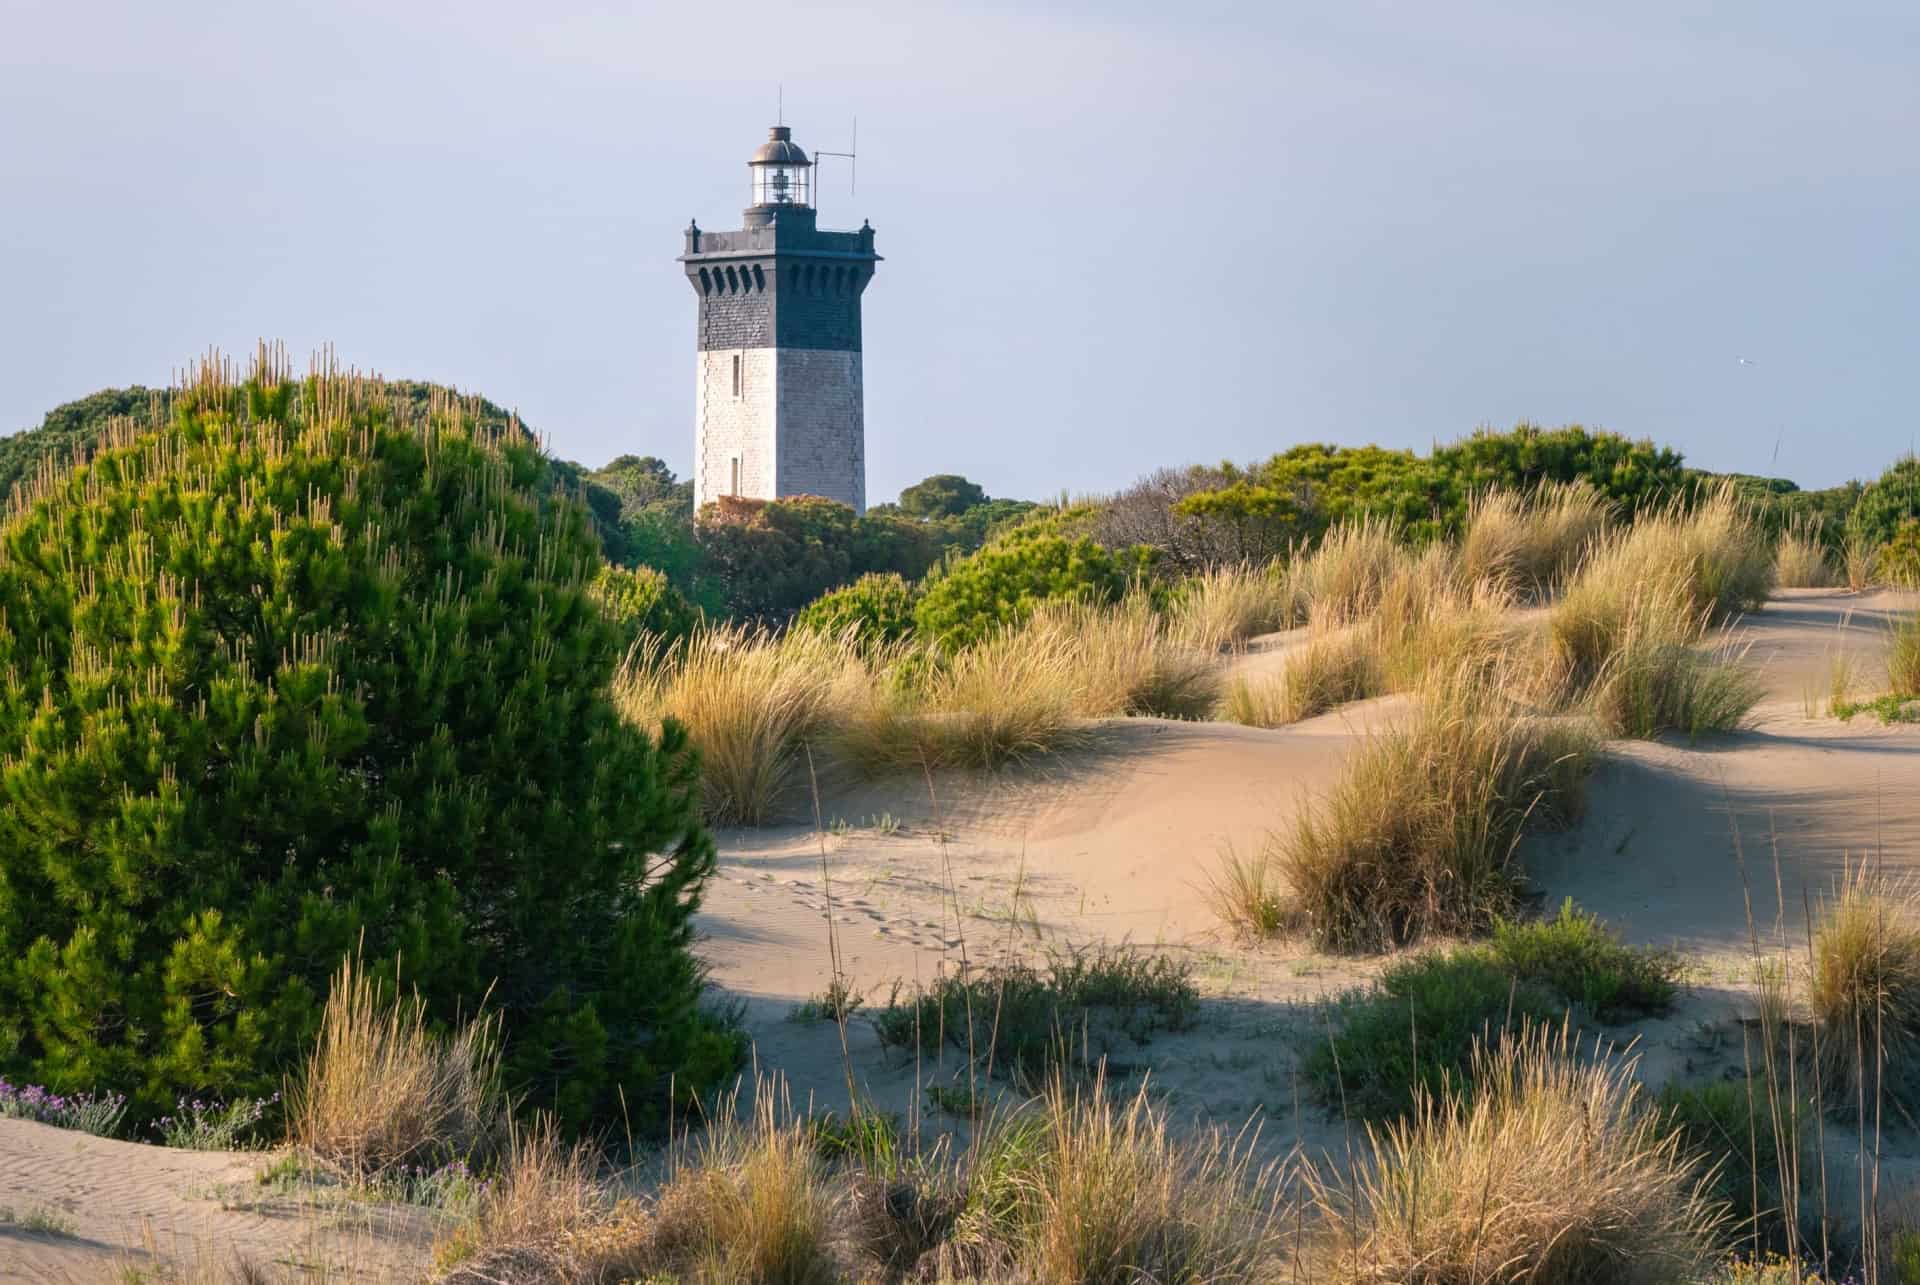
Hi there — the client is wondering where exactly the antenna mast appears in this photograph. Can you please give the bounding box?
[813,116,859,217]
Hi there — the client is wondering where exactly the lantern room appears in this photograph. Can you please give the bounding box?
[749,125,812,208]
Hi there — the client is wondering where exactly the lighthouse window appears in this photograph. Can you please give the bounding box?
[729,455,742,497]
[731,354,742,398]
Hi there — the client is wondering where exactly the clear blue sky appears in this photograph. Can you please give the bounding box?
[2,1,1914,499]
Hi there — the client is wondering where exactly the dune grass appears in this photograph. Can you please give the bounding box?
[291,956,504,1180]
[1807,867,1920,1106]
[1201,843,1291,939]
[1591,615,1765,740]
[1300,514,1410,627]
[1550,485,1774,694]
[1299,1025,1724,1283]
[944,1069,1291,1284]
[1775,517,1837,589]
[1887,606,1920,697]
[1461,481,1612,599]
[1225,628,1381,727]
[1032,594,1222,720]
[1168,558,1304,653]
[1277,661,1599,951]
[616,624,867,824]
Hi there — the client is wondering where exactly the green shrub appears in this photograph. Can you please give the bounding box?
[871,948,1197,1084]
[1489,900,1681,1022]
[1659,1078,1814,1258]
[589,563,700,646]
[1303,949,1565,1121]
[0,356,736,1131]
[1880,520,1920,589]
[912,533,1136,649]
[1844,454,1920,552]
[794,571,917,645]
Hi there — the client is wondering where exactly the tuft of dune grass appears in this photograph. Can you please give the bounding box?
[1168,558,1305,653]
[1298,1023,1724,1284]
[292,955,504,1180]
[1775,515,1837,589]
[1300,515,1410,627]
[615,624,867,825]
[1032,594,1222,720]
[1808,867,1920,1107]
[1278,659,1599,951]
[1461,481,1612,600]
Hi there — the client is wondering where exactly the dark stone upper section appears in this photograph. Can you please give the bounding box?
[681,208,880,353]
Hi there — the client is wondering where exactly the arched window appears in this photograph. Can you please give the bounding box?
[752,264,766,291]
[698,268,712,295]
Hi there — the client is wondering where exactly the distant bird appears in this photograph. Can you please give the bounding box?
[1736,356,1756,366]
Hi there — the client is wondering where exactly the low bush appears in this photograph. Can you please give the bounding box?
[589,562,702,646]
[912,532,1135,650]
[794,571,918,646]
[1489,899,1682,1021]
[0,355,730,1132]
[1302,948,1566,1121]
[1279,662,1599,950]
[1299,1026,1723,1283]
[290,956,504,1179]
[871,948,1197,1085]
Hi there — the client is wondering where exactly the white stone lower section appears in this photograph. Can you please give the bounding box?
[693,347,865,514]
[693,348,777,513]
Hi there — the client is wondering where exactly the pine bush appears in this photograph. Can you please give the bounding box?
[0,352,736,1131]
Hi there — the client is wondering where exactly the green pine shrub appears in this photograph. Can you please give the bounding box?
[589,563,701,647]
[795,571,918,646]
[0,354,737,1132]
[911,532,1137,649]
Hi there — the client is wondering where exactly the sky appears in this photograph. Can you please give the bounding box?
[2,1,1915,500]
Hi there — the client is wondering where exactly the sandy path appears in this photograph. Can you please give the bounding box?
[0,1119,435,1282]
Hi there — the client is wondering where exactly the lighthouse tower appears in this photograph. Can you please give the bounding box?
[681,125,880,514]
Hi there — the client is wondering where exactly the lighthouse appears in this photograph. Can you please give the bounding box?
[681,125,880,514]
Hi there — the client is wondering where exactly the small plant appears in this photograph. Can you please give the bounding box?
[1201,844,1290,939]
[0,1203,78,1237]
[0,1078,128,1137]
[788,980,867,1025]
[871,948,1197,1084]
[1489,899,1682,1021]
[1831,693,1920,725]
[1303,948,1566,1121]
[152,1092,279,1150]
[1774,516,1836,589]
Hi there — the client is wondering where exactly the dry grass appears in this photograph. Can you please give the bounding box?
[434,1116,619,1284]
[945,1069,1291,1284]
[1807,867,1920,1103]
[1201,843,1291,939]
[637,1083,844,1285]
[1034,594,1222,720]
[616,624,867,824]
[836,627,1085,773]
[1368,550,1518,693]
[1169,559,1305,653]
[291,957,504,1179]
[1278,660,1599,950]
[1590,615,1764,740]
[1775,517,1837,589]
[1844,527,1879,592]
[1461,482,1611,599]
[1887,607,1920,696]
[1550,484,1774,694]
[1301,515,1410,627]
[1299,1024,1723,1283]
[1225,628,1380,728]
